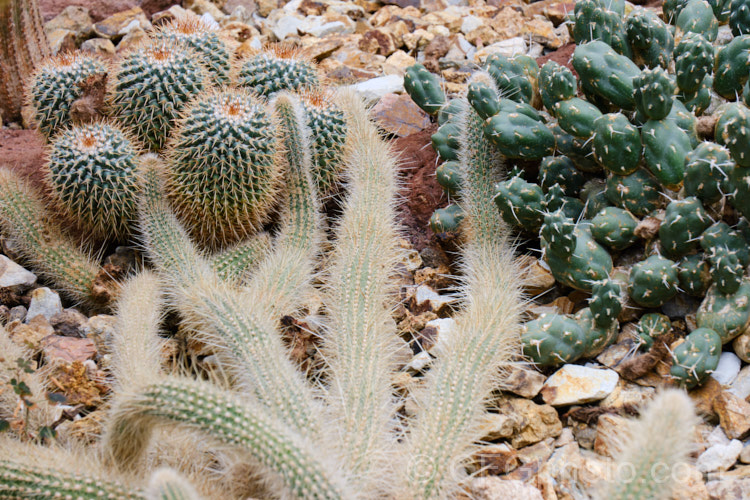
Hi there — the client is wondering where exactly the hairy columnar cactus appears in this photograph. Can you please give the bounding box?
[401,94,522,498]
[46,121,142,239]
[238,45,319,97]
[147,469,203,500]
[0,0,49,122]
[0,169,109,304]
[600,389,699,500]
[165,88,281,247]
[138,157,322,438]
[106,377,350,499]
[112,38,206,150]
[210,233,272,283]
[320,90,403,493]
[28,52,106,138]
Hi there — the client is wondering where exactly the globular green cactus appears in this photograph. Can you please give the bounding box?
[664,0,691,22]
[636,312,672,350]
[484,54,534,104]
[626,8,675,68]
[555,97,603,139]
[677,75,713,115]
[553,124,602,173]
[659,197,711,258]
[717,103,750,167]
[729,0,750,35]
[484,111,554,160]
[543,184,584,220]
[521,313,586,366]
[572,0,631,57]
[590,206,639,251]
[541,210,613,291]
[684,142,734,204]
[437,99,465,126]
[575,307,619,358]
[628,255,680,308]
[590,278,623,327]
[404,63,446,115]
[572,41,641,110]
[301,90,347,196]
[605,168,663,217]
[28,52,106,138]
[436,160,462,195]
[46,121,141,239]
[708,0,732,21]
[641,118,692,190]
[467,80,502,120]
[676,0,719,41]
[165,88,281,247]
[581,179,612,219]
[666,99,699,147]
[592,113,642,175]
[154,17,232,86]
[538,156,585,196]
[633,67,675,121]
[675,31,714,95]
[697,278,750,342]
[431,119,461,161]
[700,222,750,267]
[678,254,712,296]
[237,46,319,97]
[430,203,464,234]
[713,35,750,100]
[113,39,206,150]
[670,327,722,388]
[728,164,750,220]
[707,247,744,294]
[538,61,576,112]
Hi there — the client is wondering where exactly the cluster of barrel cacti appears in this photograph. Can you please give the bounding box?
[405,0,750,389]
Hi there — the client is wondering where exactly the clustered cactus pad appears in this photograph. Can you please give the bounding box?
[403,0,750,388]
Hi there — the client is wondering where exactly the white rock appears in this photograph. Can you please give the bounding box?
[308,21,349,37]
[26,287,63,323]
[457,35,476,59]
[474,37,526,63]
[414,284,457,313]
[350,75,404,103]
[0,255,37,290]
[460,15,483,35]
[283,0,304,13]
[696,439,743,472]
[406,351,432,372]
[468,477,543,500]
[272,15,304,40]
[712,352,742,386]
[706,426,731,447]
[426,317,457,355]
[540,365,619,406]
[729,365,750,400]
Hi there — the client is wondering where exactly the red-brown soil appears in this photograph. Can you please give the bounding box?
[0,129,47,191]
[391,123,448,252]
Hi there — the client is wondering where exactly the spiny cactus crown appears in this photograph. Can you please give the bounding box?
[238,46,319,97]
[47,121,141,239]
[29,52,107,138]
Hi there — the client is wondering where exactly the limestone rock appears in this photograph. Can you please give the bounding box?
[474,37,527,62]
[93,7,152,39]
[706,478,750,500]
[712,352,742,386]
[383,50,416,76]
[500,365,546,399]
[478,411,520,441]
[45,6,94,41]
[541,365,619,406]
[729,365,750,400]
[472,443,520,475]
[733,331,750,363]
[26,287,62,323]
[593,413,629,458]
[49,309,90,338]
[47,29,77,55]
[81,38,116,55]
[8,315,55,350]
[499,397,562,448]
[0,255,36,292]
[467,477,544,500]
[42,336,97,364]
[371,93,431,137]
[713,391,750,439]
[697,438,743,472]
[599,379,655,409]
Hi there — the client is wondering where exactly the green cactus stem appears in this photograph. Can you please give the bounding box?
[670,327,722,388]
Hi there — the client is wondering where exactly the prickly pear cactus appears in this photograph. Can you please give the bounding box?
[592,113,642,175]
[636,312,672,350]
[629,255,680,308]
[670,327,722,388]
[697,279,750,343]
[429,203,464,235]
[493,174,545,231]
[521,313,586,366]
[633,67,676,121]
[404,63,446,115]
[538,61,576,113]
[590,207,639,251]
[659,197,711,258]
